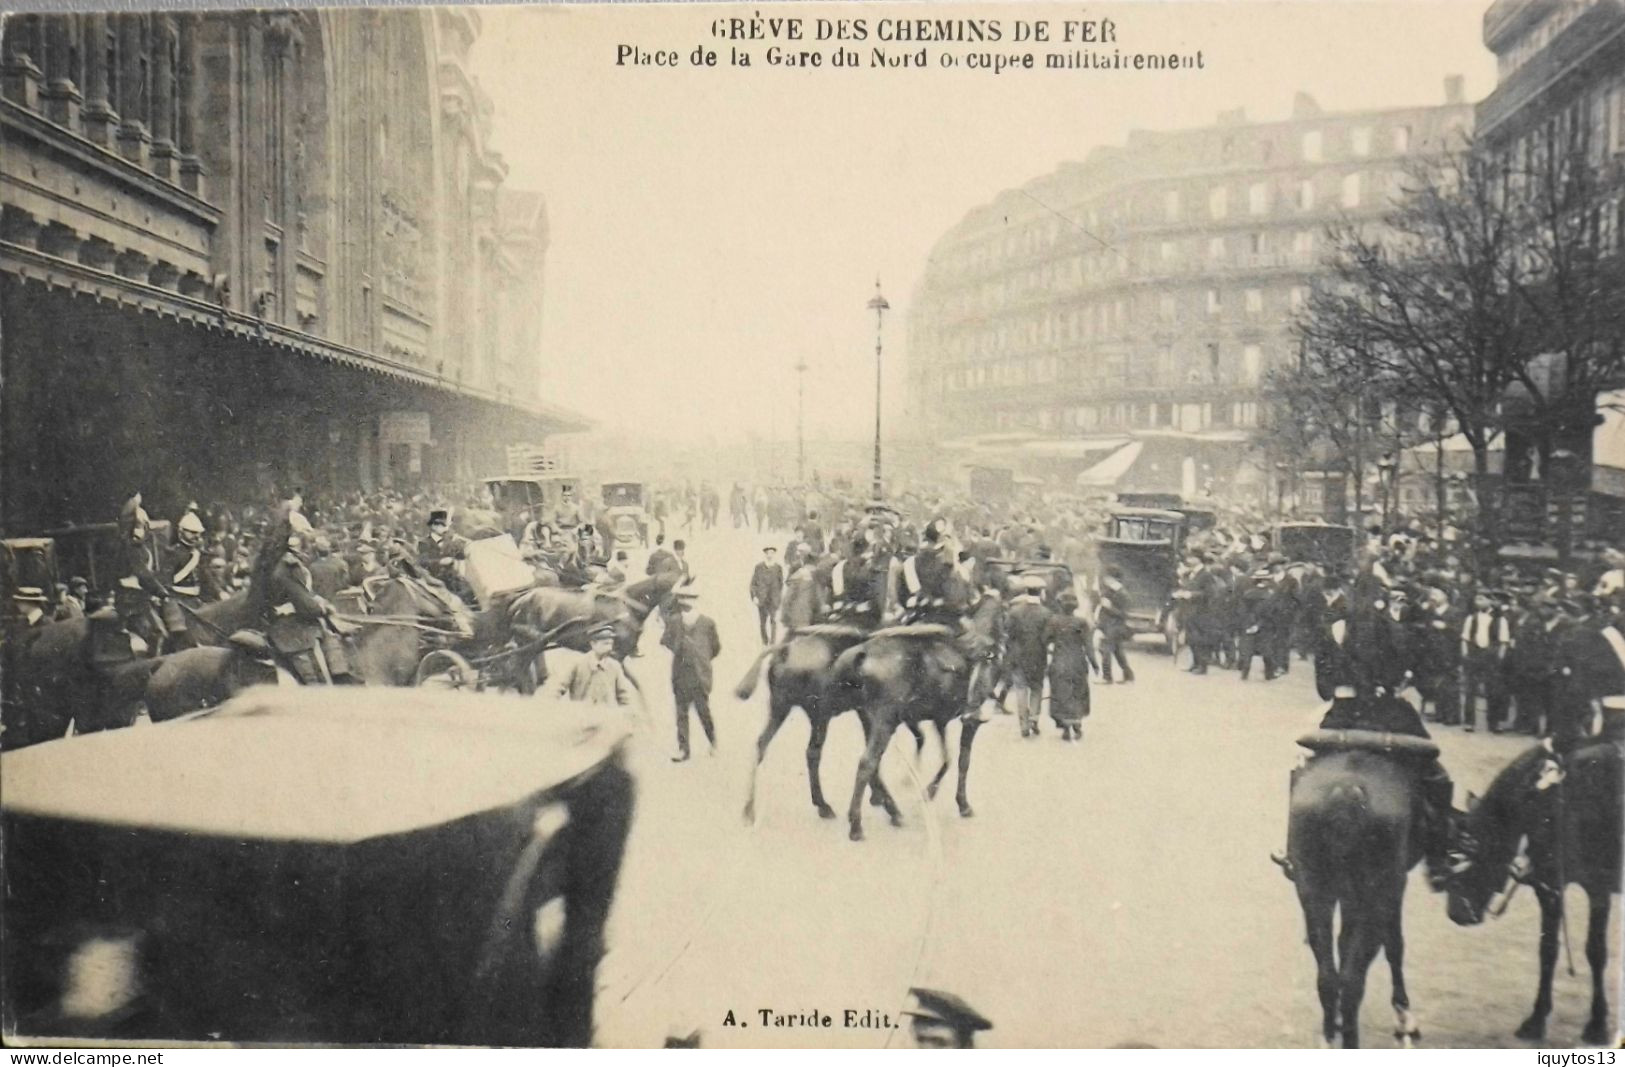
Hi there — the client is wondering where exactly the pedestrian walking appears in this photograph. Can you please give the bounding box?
[1045,591,1098,742]
[663,585,720,762]
[749,546,784,644]
[1003,576,1051,738]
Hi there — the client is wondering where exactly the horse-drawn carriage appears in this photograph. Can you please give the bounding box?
[1093,506,1187,652]
[598,481,649,548]
[483,474,584,535]
[2,688,635,1046]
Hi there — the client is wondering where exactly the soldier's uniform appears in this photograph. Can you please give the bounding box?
[164,511,208,650]
[1274,605,1456,886]
[264,545,341,685]
[829,542,883,627]
[901,532,961,627]
[114,496,167,653]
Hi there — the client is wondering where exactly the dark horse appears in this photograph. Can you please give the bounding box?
[3,617,164,748]
[503,577,663,663]
[736,623,898,824]
[1444,740,1622,1047]
[833,625,985,843]
[1288,749,1429,1048]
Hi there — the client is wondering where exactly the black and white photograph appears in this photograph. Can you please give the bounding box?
[1,0,1623,1051]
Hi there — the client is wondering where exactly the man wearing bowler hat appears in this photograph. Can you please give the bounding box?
[901,987,993,1049]
[663,584,720,762]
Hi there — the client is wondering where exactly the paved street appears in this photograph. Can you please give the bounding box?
[591,521,1620,1049]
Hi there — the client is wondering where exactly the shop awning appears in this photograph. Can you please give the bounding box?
[1076,441,1144,487]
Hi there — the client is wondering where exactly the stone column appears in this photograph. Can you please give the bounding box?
[176,14,203,195]
[81,13,118,147]
[149,17,176,180]
[2,15,44,110]
[115,14,150,166]
[41,17,82,130]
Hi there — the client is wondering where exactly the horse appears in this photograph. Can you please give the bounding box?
[1287,749,1428,1048]
[186,592,260,647]
[3,617,166,749]
[504,577,662,664]
[736,623,897,823]
[344,571,477,686]
[834,624,985,843]
[1444,740,1622,1047]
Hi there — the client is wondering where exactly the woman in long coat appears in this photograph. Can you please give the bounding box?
[1044,591,1099,742]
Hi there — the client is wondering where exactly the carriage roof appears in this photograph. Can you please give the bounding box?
[3,688,629,842]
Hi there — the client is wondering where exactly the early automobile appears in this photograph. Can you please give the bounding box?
[1272,520,1359,570]
[599,480,649,548]
[1093,507,1188,652]
[2,688,634,1047]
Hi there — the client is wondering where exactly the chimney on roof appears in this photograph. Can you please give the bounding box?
[1216,107,1246,126]
[1292,92,1321,118]
[1444,74,1464,104]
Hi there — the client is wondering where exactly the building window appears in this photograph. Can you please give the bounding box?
[1302,130,1322,162]
[1207,342,1221,379]
[1290,285,1309,311]
[1293,230,1315,255]
[1208,236,1226,261]
[1206,288,1221,316]
[1209,186,1228,219]
[1159,293,1176,321]
[1394,125,1411,153]
[1245,289,1263,316]
[1160,240,1177,262]
[1341,172,1362,208]
[1165,189,1181,221]
[1242,343,1263,382]
[1249,182,1268,215]
[1352,126,1372,156]
[1297,179,1315,211]
[1249,232,1267,255]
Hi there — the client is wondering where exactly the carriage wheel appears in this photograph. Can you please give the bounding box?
[414,649,477,690]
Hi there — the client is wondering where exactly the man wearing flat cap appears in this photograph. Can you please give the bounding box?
[546,623,635,708]
[902,987,993,1049]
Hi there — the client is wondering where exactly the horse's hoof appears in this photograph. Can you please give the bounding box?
[849,825,865,842]
[816,804,836,820]
[742,804,755,825]
[888,812,904,828]
[869,793,886,808]
[958,802,974,818]
[1514,1016,1546,1042]
[925,783,940,800]
[1581,1020,1613,1047]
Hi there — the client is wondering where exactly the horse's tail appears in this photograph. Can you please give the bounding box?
[734,643,783,701]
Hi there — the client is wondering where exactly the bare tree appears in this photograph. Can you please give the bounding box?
[1295,140,1533,565]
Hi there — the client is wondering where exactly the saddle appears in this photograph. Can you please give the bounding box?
[1296,729,1440,760]
[868,623,955,641]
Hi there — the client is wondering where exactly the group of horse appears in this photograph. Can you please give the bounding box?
[735,572,1009,843]
[0,569,667,751]
[1287,734,1621,1048]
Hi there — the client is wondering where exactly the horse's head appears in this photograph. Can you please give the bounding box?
[1444,744,1563,926]
[369,574,475,642]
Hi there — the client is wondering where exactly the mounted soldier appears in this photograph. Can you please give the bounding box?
[252,515,354,685]
[1273,596,1457,888]
[829,535,885,628]
[900,520,964,627]
[164,508,208,650]
[115,492,168,655]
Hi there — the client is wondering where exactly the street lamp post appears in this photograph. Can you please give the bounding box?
[793,358,808,486]
[1377,453,1398,533]
[867,279,890,502]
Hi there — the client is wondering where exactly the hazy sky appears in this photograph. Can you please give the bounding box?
[475,1,1498,445]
